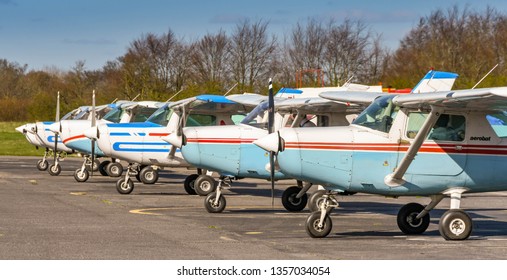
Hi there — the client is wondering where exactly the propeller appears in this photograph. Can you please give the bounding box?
[268,78,275,208]
[53,91,61,164]
[90,90,96,177]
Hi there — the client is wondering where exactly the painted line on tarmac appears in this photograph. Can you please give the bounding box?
[129,205,289,216]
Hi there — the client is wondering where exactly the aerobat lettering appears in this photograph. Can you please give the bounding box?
[470,136,491,141]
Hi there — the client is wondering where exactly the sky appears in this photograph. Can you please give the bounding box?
[2,0,507,71]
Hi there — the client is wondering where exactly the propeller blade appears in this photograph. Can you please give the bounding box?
[54,92,60,163]
[90,90,96,177]
[268,78,275,208]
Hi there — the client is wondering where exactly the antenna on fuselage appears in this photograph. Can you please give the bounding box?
[224,83,238,96]
[166,88,184,102]
[472,63,499,89]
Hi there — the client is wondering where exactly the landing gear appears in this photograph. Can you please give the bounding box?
[308,190,327,213]
[304,191,339,238]
[73,156,95,182]
[107,162,123,177]
[183,174,199,195]
[48,163,62,176]
[37,149,50,171]
[98,160,111,176]
[116,178,134,194]
[439,209,472,240]
[204,177,232,213]
[139,166,158,184]
[397,203,430,234]
[74,168,89,182]
[37,159,49,171]
[281,186,308,212]
[306,211,333,238]
[194,175,217,196]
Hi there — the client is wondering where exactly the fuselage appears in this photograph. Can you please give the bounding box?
[274,106,507,196]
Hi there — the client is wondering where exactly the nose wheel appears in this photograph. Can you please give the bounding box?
[439,209,472,240]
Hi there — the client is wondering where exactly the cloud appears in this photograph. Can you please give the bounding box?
[62,38,116,46]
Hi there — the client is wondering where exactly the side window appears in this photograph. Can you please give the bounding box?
[406,113,466,141]
[487,112,507,137]
[186,114,216,127]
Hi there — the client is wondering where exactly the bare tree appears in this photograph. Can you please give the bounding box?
[229,19,277,93]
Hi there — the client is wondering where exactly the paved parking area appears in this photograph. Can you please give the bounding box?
[1,156,507,259]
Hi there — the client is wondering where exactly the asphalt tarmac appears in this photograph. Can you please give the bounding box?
[1,156,507,260]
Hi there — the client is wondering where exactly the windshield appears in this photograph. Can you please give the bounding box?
[240,101,269,129]
[146,105,173,126]
[102,107,123,123]
[353,95,397,133]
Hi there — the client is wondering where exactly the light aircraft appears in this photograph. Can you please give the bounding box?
[49,93,163,182]
[254,79,507,240]
[86,94,251,195]
[167,70,458,213]
[15,92,102,174]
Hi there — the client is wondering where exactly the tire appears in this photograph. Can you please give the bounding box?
[281,186,308,212]
[37,159,49,171]
[439,209,473,240]
[397,203,430,235]
[194,175,217,196]
[116,178,134,194]
[184,174,199,195]
[73,168,89,183]
[305,211,332,238]
[140,167,158,184]
[48,164,61,176]
[204,192,226,213]
[308,190,327,212]
[98,160,111,176]
[107,162,123,177]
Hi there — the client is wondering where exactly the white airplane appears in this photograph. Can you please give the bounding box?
[49,93,163,182]
[85,94,251,195]
[254,82,507,240]
[166,70,458,213]
[15,92,98,173]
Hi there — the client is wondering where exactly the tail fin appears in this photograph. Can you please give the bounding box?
[411,70,459,93]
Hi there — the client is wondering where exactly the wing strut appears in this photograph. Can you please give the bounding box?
[385,106,443,187]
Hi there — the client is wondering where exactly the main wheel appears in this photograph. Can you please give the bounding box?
[194,175,217,196]
[439,209,473,240]
[183,174,199,195]
[281,186,308,212]
[37,159,49,171]
[116,178,134,194]
[107,162,123,177]
[140,167,158,184]
[308,190,327,212]
[48,163,61,176]
[305,211,332,238]
[73,168,89,182]
[98,160,111,176]
[397,203,430,234]
[204,192,226,213]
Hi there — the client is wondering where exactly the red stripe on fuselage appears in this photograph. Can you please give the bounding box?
[63,134,85,144]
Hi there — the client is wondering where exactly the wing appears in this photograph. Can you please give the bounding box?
[393,87,507,111]
[319,91,388,105]
[275,97,362,114]
[226,93,279,106]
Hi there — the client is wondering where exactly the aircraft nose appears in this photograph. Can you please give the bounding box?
[15,124,27,134]
[253,132,284,153]
[48,122,61,134]
[162,133,182,148]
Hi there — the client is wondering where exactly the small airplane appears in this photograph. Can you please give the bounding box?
[86,94,251,195]
[15,92,94,174]
[167,70,458,213]
[49,92,163,182]
[254,77,507,240]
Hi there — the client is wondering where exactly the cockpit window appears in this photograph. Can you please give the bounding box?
[487,112,507,138]
[353,95,397,133]
[146,105,173,126]
[102,107,123,123]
